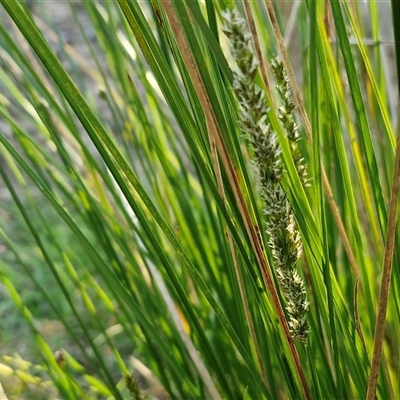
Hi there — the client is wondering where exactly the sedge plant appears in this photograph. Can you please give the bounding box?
[0,1,399,399]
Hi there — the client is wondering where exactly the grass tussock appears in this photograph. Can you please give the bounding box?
[0,1,399,399]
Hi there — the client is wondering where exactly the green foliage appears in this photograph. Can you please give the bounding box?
[0,1,398,399]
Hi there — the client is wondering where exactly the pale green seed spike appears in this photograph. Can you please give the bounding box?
[222,8,310,343]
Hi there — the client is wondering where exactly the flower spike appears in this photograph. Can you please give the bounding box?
[222,8,310,343]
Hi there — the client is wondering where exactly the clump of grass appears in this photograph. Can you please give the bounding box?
[222,8,309,343]
[0,0,399,398]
